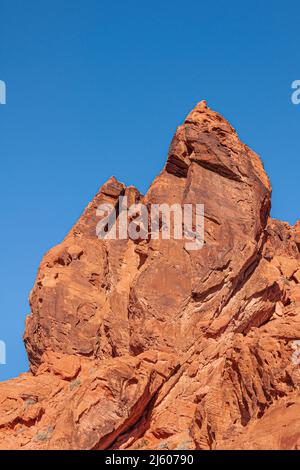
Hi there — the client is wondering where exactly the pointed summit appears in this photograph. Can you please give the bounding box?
[1,102,299,450]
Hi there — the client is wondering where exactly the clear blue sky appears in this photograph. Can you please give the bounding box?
[1,0,300,380]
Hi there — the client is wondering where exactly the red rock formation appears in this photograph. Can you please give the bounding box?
[1,101,300,449]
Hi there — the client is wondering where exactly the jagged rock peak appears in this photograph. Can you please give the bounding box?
[1,102,300,450]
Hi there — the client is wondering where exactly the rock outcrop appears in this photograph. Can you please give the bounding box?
[1,101,300,450]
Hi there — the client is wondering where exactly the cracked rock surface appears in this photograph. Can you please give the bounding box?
[1,101,300,450]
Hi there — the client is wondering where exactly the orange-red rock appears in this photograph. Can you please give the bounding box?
[1,101,300,449]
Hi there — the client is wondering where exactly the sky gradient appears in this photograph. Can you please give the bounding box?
[1,0,300,379]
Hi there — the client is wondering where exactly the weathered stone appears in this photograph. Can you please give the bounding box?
[1,101,300,450]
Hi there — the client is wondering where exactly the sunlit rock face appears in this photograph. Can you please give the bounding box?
[1,102,300,450]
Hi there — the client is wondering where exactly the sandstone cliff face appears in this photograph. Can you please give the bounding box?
[1,101,300,450]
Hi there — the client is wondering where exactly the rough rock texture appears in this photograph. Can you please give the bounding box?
[1,101,300,450]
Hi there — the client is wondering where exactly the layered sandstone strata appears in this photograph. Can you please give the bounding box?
[1,102,300,450]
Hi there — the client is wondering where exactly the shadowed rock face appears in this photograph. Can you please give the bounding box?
[1,101,300,450]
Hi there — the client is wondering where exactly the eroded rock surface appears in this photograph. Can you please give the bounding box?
[1,101,300,449]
